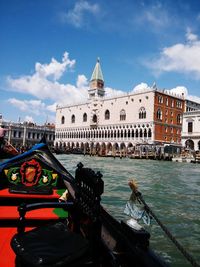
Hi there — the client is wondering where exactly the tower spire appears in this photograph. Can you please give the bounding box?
[89,58,105,99]
[90,57,104,82]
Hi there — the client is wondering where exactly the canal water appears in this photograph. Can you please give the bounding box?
[56,154,200,267]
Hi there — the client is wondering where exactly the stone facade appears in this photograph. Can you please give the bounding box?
[182,110,200,151]
[55,60,185,155]
[0,119,55,149]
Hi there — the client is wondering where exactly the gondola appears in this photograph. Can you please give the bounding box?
[0,140,169,267]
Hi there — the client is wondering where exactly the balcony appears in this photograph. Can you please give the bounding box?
[90,121,98,129]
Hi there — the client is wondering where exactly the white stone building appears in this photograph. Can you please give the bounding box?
[55,59,185,156]
[182,110,200,151]
[0,115,55,149]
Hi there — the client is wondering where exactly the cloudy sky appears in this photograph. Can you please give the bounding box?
[1,0,200,124]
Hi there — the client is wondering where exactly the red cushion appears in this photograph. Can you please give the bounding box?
[0,206,62,220]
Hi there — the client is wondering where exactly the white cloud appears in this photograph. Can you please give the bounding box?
[167,86,188,97]
[135,3,170,31]
[8,98,47,115]
[46,103,57,113]
[131,82,151,93]
[61,1,100,28]
[186,27,198,42]
[35,52,75,81]
[105,87,124,98]
[187,95,200,104]
[7,52,88,105]
[24,116,34,123]
[147,30,200,79]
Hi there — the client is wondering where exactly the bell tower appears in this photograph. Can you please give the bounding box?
[89,58,105,99]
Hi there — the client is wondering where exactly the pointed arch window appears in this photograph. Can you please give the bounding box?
[61,116,65,124]
[148,129,152,137]
[93,114,97,123]
[105,110,110,120]
[120,109,126,121]
[71,114,75,123]
[83,113,87,122]
[140,129,143,138]
[139,107,146,119]
[157,109,162,120]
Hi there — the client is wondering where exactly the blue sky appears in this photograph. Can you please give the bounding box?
[1,0,200,124]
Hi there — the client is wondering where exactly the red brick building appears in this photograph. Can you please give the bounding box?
[154,91,185,144]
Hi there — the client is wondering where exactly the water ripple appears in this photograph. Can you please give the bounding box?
[56,154,200,267]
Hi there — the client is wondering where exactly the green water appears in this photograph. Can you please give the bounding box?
[56,154,200,267]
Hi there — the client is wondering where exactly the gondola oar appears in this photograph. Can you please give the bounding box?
[126,180,200,267]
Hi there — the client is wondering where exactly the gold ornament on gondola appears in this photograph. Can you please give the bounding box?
[11,173,18,181]
[42,176,48,183]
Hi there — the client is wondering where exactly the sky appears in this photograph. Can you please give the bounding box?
[1,0,200,125]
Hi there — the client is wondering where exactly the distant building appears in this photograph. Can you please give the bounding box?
[0,117,55,149]
[55,59,185,156]
[185,99,200,112]
[182,110,200,151]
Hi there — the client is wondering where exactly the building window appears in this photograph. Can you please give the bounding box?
[148,129,152,137]
[176,101,182,108]
[188,122,193,133]
[120,109,126,121]
[166,98,168,106]
[144,129,147,137]
[158,95,163,104]
[93,114,97,123]
[177,114,181,124]
[61,116,65,124]
[157,109,162,120]
[83,113,87,122]
[139,107,146,119]
[71,114,75,123]
[105,110,110,120]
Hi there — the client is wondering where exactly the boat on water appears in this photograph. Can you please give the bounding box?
[0,140,170,267]
[172,153,195,163]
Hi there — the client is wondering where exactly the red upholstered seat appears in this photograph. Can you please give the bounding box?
[0,206,63,220]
